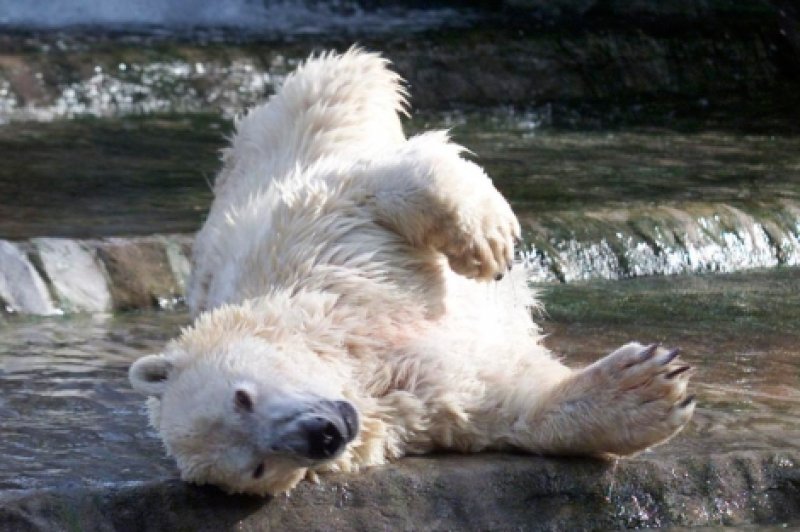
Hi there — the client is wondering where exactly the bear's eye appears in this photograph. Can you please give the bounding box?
[235,389,254,412]
[253,463,265,479]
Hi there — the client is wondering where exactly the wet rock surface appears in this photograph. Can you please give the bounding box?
[0,1,797,120]
[96,237,184,311]
[1,451,798,531]
[7,193,800,314]
[0,240,58,315]
[0,235,193,315]
[32,237,112,313]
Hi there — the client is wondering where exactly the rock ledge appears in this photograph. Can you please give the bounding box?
[2,451,798,531]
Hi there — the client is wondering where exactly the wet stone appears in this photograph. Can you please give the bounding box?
[4,194,800,314]
[32,237,112,313]
[1,18,794,118]
[160,234,193,294]
[95,238,182,311]
[517,201,800,283]
[0,239,58,315]
[0,452,798,531]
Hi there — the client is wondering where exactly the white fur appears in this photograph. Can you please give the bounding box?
[130,48,694,496]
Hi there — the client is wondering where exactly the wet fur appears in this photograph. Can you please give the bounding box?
[129,48,695,495]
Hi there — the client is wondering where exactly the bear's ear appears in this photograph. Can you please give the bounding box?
[129,354,174,396]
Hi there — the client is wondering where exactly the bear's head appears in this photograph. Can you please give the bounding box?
[128,304,360,496]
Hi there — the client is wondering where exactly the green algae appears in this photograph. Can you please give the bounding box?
[538,266,800,338]
[0,114,224,239]
[2,110,799,243]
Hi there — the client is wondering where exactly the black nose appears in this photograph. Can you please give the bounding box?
[298,400,358,460]
[303,417,345,459]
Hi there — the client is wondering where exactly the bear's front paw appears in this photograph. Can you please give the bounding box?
[439,189,521,281]
[586,342,696,455]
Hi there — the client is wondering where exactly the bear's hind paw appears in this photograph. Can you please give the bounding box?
[587,342,696,455]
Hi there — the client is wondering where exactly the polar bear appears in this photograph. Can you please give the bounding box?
[129,48,695,496]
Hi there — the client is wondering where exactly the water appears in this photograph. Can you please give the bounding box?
[0,311,186,490]
[539,267,800,457]
[1,15,797,289]
[1,110,798,287]
[0,0,469,36]
[0,268,798,491]
[0,115,220,238]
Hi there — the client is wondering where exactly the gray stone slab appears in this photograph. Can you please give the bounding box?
[32,237,112,313]
[0,239,58,315]
[95,238,182,311]
[160,234,193,296]
[0,452,798,531]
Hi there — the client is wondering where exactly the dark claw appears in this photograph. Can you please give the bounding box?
[637,344,659,363]
[678,394,696,408]
[508,263,513,271]
[494,273,504,281]
[666,365,692,379]
[660,348,681,365]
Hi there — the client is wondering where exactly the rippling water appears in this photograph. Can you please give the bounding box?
[1,268,798,490]
[0,311,187,490]
[539,267,800,458]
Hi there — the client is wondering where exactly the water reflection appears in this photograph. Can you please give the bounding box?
[0,311,188,490]
[540,267,800,458]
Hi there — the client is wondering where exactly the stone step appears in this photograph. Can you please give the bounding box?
[1,452,798,531]
[3,199,800,315]
[521,200,800,283]
[0,234,191,315]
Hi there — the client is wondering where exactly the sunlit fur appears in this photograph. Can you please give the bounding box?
[129,48,694,496]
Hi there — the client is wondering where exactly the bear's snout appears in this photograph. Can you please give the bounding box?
[291,400,358,460]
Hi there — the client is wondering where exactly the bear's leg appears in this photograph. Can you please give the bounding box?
[498,342,695,456]
[361,133,521,281]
